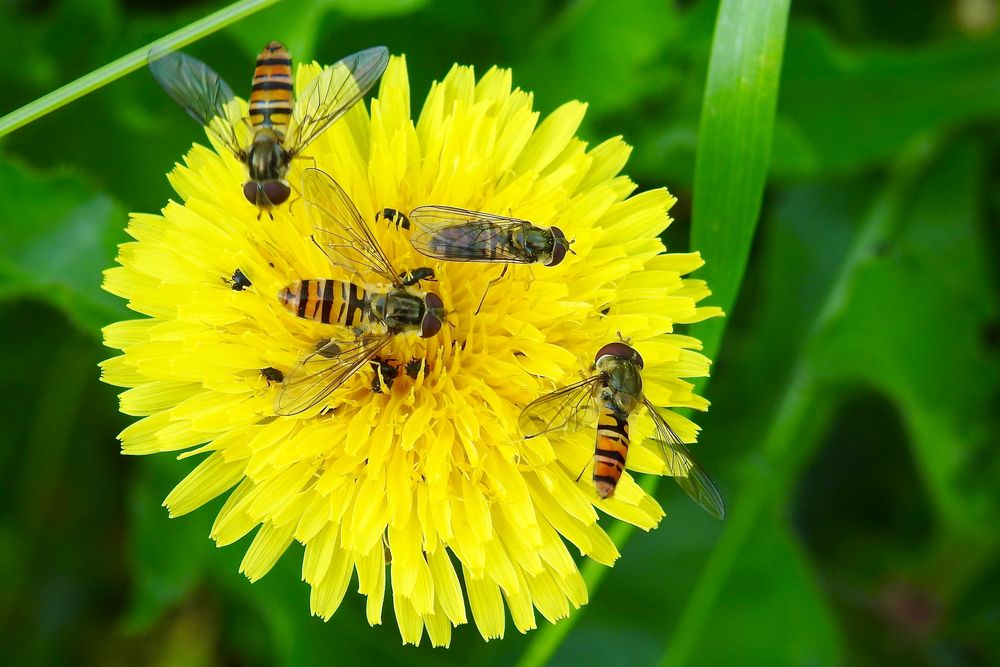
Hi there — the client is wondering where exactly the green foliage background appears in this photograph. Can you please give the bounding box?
[2,0,999,664]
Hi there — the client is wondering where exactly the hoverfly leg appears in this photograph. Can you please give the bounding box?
[574,460,589,484]
[286,179,305,215]
[474,264,509,316]
[293,153,318,168]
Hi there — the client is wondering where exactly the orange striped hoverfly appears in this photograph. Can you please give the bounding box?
[274,169,445,415]
[519,341,725,518]
[149,41,389,215]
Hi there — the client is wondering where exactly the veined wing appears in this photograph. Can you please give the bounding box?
[643,397,726,519]
[303,168,400,284]
[275,334,391,416]
[148,49,245,159]
[287,46,389,154]
[409,206,538,263]
[519,376,602,438]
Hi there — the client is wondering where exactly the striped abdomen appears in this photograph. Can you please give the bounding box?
[248,41,293,135]
[278,279,368,326]
[594,403,630,498]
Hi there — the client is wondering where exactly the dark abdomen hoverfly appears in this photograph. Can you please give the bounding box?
[149,41,388,214]
[397,207,571,267]
[274,168,445,415]
[519,342,725,518]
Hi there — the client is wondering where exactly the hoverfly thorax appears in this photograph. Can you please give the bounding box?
[372,290,424,333]
[595,342,644,412]
[367,289,443,338]
[244,131,291,206]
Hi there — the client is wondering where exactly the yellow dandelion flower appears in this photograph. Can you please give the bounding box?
[101,54,722,646]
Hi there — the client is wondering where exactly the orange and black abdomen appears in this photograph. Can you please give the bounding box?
[248,41,293,135]
[278,279,368,327]
[594,404,630,498]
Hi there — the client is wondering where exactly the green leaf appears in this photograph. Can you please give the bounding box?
[124,457,219,634]
[774,27,1000,179]
[0,159,128,334]
[657,133,999,665]
[513,0,680,119]
[809,140,1000,527]
[685,514,843,666]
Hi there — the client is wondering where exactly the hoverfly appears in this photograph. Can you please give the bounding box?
[380,206,571,313]
[274,168,445,415]
[386,207,572,268]
[149,41,389,215]
[519,341,725,518]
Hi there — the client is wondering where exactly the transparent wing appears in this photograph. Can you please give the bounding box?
[409,206,537,263]
[148,49,245,159]
[287,46,389,154]
[275,334,392,416]
[643,397,726,519]
[302,168,400,284]
[519,376,603,438]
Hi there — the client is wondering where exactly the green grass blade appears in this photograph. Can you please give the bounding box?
[691,0,791,356]
[0,0,283,138]
[658,135,941,667]
[516,2,789,665]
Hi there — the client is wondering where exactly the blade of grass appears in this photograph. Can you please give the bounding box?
[0,0,283,138]
[658,134,941,667]
[690,0,791,357]
[516,1,789,665]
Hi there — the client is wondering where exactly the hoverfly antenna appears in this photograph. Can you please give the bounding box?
[616,330,632,345]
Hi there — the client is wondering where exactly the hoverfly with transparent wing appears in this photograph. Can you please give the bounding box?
[149,41,389,216]
[399,207,571,267]
[519,341,725,518]
[274,168,445,415]
[382,206,572,312]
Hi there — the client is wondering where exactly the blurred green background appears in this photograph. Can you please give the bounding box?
[2,0,999,665]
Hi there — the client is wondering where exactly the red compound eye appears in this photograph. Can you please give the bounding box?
[263,181,290,205]
[421,292,444,338]
[594,342,642,368]
[546,227,568,266]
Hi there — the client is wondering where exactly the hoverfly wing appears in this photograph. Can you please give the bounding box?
[302,168,400,283]
[275,334,391,416]
[643,398,726,519]
[148,49,245,159]
[409,206,537,263]
[287,46,390,154]
[519,376,602,438]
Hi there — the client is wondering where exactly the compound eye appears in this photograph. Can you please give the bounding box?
[421,314,442,338]
[546,227,568,266]
[421,292,445,338]
[243,182,260,204]
[594,341,638,365]
[263,181,291,206]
